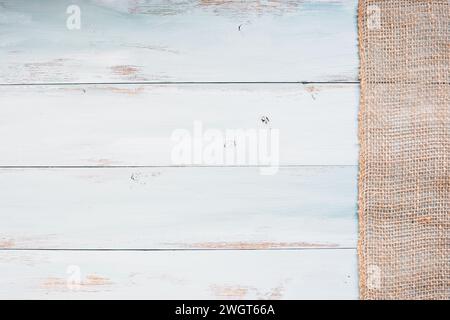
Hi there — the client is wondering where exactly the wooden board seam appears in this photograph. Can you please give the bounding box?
[0,81,361,86]
[0,247,357,252]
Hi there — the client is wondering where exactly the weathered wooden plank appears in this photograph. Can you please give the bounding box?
[0,84,359,166]
[0,166,357,249]
[0,0,358,83]
[0,249,358,299]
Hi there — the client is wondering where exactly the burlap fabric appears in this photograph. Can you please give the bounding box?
[358,0,449,299]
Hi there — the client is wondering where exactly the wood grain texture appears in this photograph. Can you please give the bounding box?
[0,0,361,299]
[0,249,358,299]
[0,166,357,249]
[0,84,359,166]
[0,0,358,83]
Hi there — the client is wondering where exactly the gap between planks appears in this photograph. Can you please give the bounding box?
[0,247,356,252]
[0,165,357,169]
[3,81,447,86]
[0,81,360,86]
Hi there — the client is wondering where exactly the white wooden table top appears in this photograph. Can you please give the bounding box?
[0,0,360,299]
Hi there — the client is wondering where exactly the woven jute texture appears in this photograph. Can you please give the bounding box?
[358,0,449,299]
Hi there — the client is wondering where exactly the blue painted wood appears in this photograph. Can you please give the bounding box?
[0,166,357,249]
[0,0,358,83]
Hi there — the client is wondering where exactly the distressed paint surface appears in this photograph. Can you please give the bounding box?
[0,0,358,83]
[0,250,358,299]
[0,84,359,166]
[0,0,360,299]
[0,166,357,249]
